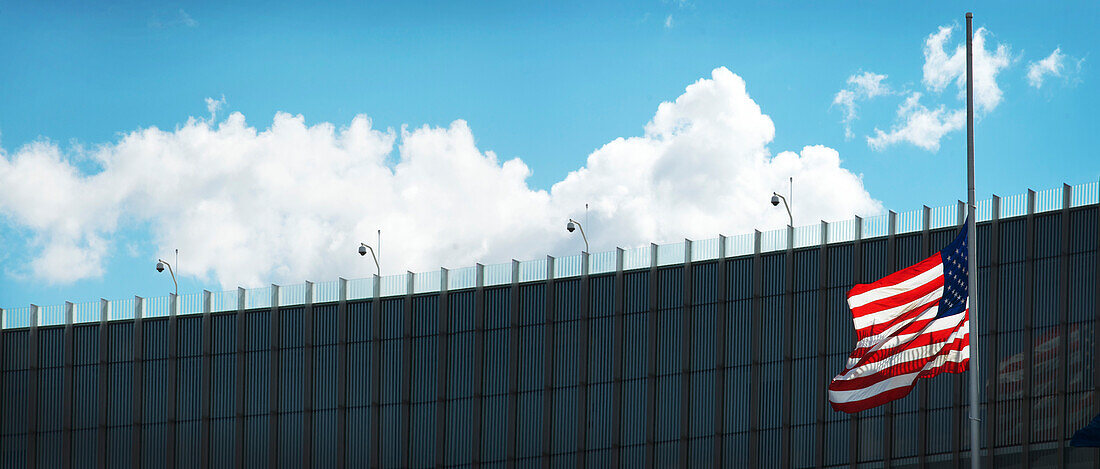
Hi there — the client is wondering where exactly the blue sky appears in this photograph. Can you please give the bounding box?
[0,1,1096,309]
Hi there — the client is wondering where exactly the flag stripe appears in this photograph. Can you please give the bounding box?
[847,256,942,306]
[830,356,969,413]
[831,329,969,391]
[846,304,942,369]
[849,273,946,321]
[836,325,968,384]
[853,295,941,341]
[850,309,963,365]
[850,269,944,318]
[830,338,969,400]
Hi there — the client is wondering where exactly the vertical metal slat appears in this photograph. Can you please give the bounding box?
[713,236,729,469]
[98,298,109,469]
[984,197,1001,469]
[507,261,521,468]
[201,291,213,469]
[471,264,487,468]
[234,287,247,469]
[781,228,794,469]
[542,256,556,469]
[370,276,381,469]
[132,297,144,469]
[0,308,4,466]
[28,304,38,469]
[750,231,763,469]
[267,285,280,469]
[167,293,179,469]
[304,282,315,469]
[336,278,349,469]
[814,222,829,469]
[436,269,451,468]
[578,252,591,468]
[1022,190,1036,469]
[1094,184,1100,469]
[680,240,693,469]
[62,302,74,469]
[645,244,659,469]
[1056,186,1070,469]
[401,273,414,469]
[612,248,626,468]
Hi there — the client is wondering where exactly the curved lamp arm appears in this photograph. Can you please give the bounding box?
[157,259,178,297]
[772,192,793,227]
[360,243,380,276]
[568,218,589,253]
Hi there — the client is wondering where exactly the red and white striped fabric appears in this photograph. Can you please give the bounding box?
[828,225,971,413]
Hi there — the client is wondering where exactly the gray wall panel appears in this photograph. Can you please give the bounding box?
[1,206,1097,468]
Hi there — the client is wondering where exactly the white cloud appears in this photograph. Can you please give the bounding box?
[1026,47,1083,89]
[149,9,198,29]
[867,92,965,152]
[833,71,892,139]
[921,27,964,91]
[665,15,674,28]
[922,25,1011,113]
[0,141,115,282]
[205,95,226,121]
[863,24,1012,151]
[178,9,197,28]
[1027,48,1065,88]
[0,67,881,288]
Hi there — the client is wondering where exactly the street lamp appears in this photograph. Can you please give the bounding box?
[358,242,380,276]
[771,192,793,227]
[566,218,589,253]
[156,249,178,297]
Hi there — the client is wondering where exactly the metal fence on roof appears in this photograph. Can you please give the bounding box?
[590,251,617,274]
[692,237,721,262]
[622,245,651,271]
[3,180,1097,329]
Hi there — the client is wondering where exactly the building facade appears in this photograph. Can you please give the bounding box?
[1,186,1098,468]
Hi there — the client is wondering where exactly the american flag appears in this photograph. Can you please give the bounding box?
[828,223,971,413]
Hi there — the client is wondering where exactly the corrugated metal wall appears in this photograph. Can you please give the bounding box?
[1,201,1097,469]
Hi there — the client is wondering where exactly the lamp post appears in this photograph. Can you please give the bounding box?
[358,242,380,276]
[156,249,178,297]
[771,192,793,227]
[566,218,589,253]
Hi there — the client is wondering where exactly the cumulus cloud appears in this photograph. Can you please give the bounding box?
[922,25,1011,113]
[833,71,893,139]
[867,93,965,152]
[0,67,881,288]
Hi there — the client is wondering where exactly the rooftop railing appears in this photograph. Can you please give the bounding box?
[2,180,1097,329]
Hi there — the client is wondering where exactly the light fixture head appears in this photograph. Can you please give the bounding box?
[770,194,780,207]
[566,221,576,233]
[156,261,165,273]
[358,245,367,256]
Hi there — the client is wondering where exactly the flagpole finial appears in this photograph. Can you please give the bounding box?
[966,12,972,18]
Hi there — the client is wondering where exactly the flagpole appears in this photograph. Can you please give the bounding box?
[965,11,981,469]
